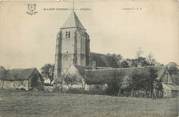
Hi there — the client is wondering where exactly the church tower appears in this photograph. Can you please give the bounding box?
[54,11,90,82]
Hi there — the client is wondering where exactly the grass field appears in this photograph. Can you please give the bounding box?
[0,90,178,117]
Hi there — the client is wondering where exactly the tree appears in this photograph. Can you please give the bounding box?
[115,54,123,67]
[124,57,151,68]
[135,48,155,67]
[106,77,122,96]
[130,69,155,97]
[120,60,129,68]
[106,53,122,68]
[41,64,54,85]
[167,62,178,75]
[137,57,150,67]
[120,76,133,96]
[106,72,123,96]
[148,68,158,98]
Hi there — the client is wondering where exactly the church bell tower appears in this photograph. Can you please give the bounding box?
[54,11,90,82]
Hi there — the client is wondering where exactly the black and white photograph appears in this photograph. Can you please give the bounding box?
[0,0,179,116]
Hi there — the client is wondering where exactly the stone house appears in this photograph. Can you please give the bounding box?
[0,67,43,90]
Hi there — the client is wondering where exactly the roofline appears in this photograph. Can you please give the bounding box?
[9,68,37,71]
[0,79,29,81]
[28,68,38,78]
[85,66,163,71]
[60,27,86,30]
[0,68,41,81]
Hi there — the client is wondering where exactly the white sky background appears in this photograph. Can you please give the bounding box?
[0,0,179,69]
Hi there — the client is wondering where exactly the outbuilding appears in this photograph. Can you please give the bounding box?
[0,67,43,90]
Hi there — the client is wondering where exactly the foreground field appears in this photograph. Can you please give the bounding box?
[0,90,178,117]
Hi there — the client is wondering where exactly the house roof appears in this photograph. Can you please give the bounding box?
[71,63,179,86]
[90,52,118,68]
[61,11,85,29]
[157,67,179,85]
[84,66,159,84]
[0,68,41,81]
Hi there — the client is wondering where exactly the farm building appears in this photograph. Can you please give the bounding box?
[62,65,157,92]
[60,65,108,93]
[84,66,159,95]
[62,64,179,97]
[162,84,179,97]
[157,66,179,97]
[0,67,44,90]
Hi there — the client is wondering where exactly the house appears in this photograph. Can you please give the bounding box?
[84,66,153,94]
[63,65,176,97]
[0,67,43,91]
[157,66,179,97]
[61,65,108,93]
[162,83,179,97]
[64,65,155,92]
[58,62,179,97]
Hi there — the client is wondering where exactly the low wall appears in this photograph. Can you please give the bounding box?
[0,80,29,90]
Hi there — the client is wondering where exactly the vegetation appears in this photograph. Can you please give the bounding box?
[167,62,178,75]
[63,73,81,89]
[105,49,160,68]
[40,50,178,98]
[105,67,164,98]
[0,90,177,117]
[41,64,54,85]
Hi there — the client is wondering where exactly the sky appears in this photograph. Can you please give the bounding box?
[0,0,179,69]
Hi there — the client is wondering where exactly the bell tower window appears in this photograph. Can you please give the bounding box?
[65,31,70,38]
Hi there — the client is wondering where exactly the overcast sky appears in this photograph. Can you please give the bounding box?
[0,0,179,69]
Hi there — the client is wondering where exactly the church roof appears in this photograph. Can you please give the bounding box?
[90,52,118,68]
[61,11,85,29]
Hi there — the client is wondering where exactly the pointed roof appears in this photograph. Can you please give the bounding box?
[61,11,85,29]
[157,67,174,84]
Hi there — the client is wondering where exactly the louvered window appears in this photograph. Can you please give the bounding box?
[65,31,70,38]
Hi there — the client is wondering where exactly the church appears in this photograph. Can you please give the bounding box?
[53,11,179,97]
[53,11,118,90]
[53,11,90,83]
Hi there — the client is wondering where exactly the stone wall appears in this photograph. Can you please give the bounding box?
[0,80,29,90]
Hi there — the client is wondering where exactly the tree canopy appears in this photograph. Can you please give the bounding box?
[41,64,54,84]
